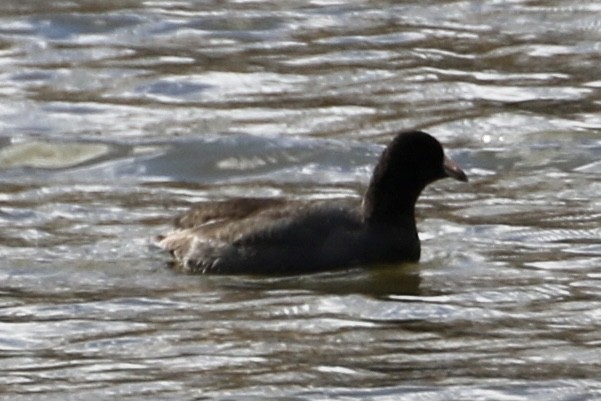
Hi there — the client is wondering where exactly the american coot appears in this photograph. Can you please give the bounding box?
[157,131,468,275]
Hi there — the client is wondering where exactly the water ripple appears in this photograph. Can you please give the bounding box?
[1,0,601,399]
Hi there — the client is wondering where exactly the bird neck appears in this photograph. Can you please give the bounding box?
[362,175,423,227]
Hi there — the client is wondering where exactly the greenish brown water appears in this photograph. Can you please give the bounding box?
[1,1,601,400]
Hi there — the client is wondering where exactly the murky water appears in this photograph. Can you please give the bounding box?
[1,0,601,399]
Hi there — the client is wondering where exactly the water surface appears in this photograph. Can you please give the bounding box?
[1,1,601,400]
